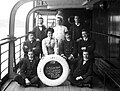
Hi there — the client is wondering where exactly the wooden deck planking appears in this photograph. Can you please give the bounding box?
[46,87,54,91]
[85,87,93,91]
[5,82,17,91]
[81,88,87,91]
[53,86,59,91]
[69,86,75,91]
[3,80,117,91]
[24,87,31,91]
[14,83,25,91]
[18,86,25,91]
[63,86,70,91]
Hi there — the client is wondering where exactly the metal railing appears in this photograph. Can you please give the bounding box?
[0,39,10,86]
[0,35,26,85]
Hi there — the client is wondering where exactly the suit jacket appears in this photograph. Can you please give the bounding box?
[69,24,83,42]
[73,58,93,79]
[78,38,95,56]
[59,39,77,58]
[23,39,40,56]
[32,26,46,41]
[20,57,39,79]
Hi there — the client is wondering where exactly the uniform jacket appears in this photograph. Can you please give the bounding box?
[33,26,46,41]
[23,39,40,56]
[78,38,95,55]
[59,39,77,58]
[69,24,83,42]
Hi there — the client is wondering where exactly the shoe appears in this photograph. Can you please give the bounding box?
[30,83,40,88]
[71,83,76,86]
[77,84,83,87]
[15,80,27,87]
[83,84,92,88]
[89,84,92,88]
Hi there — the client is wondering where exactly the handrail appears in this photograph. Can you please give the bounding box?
[0,40,10,46]
[0,37,10,41]
[0,35,26,46]
[16,35,27,40]
[91,31,120,39]
[0,34,26,85]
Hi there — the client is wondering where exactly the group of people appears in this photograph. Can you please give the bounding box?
[14,15,95,88]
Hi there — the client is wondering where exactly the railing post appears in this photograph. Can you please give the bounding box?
[0,45,1,88]
[20,38,22,60]
[8,36,16,79]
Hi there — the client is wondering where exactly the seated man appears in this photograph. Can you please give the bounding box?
[70,51,93,88]
[14,50,41,87]
[42,28,58,56]
[59,31,77,72]
[23,31,40,58]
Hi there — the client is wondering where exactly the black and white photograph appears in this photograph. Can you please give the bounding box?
[0,0,120,91]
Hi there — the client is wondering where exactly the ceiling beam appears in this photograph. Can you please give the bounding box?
[47,5,84,9]
[82,0,101,6]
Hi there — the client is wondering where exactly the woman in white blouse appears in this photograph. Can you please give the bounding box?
[42,28,58,56]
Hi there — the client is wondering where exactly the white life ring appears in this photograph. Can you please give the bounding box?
[37,54,70,86]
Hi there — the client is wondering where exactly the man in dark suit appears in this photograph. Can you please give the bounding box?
[69,16,84,43]
[70,51,93,88]
[23,32,40,58]
[14,50,41,87]
[59,31,77,71]
[32,17,46,57]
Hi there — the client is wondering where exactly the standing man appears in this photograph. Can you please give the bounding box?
[70,16,84,42]
[32,17,46,57]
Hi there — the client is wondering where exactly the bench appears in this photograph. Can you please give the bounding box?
[95,58,120,89]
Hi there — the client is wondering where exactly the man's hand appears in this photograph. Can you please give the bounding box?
[25,78,30,85]
[61,54,67,59]
[76,76,83,80]
[36,39,40,41]
[68,54,74,60]
[32,47,36,50]
[76,38,82,42]
[24,46,28,49]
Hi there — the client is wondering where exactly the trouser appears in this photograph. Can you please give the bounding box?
[66,59,78,74]
[14,75,40,86]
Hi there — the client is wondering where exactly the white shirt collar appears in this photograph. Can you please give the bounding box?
[75,23,80,26]
[83,37,88,41]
